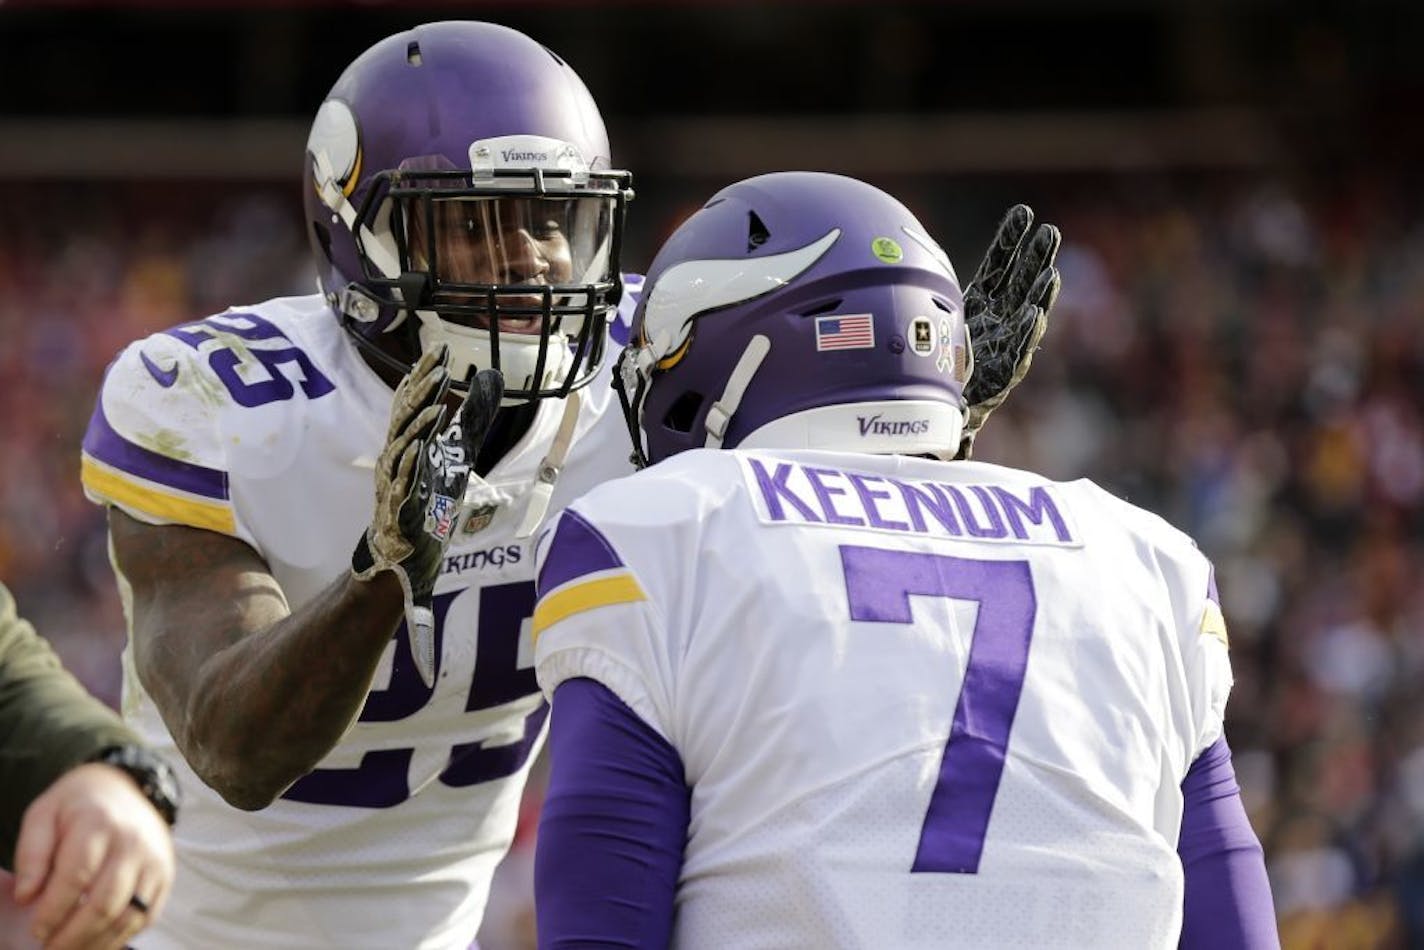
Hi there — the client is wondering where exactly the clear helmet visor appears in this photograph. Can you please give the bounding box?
[398,193,616,325]
[380,189,619,399]
[341,150,630,400]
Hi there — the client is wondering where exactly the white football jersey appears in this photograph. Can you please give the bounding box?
[81,292,635,949]
[533,448,1234,949]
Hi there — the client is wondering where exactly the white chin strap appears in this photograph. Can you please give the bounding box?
[416,311,573,404]
[704,335,772,449]
[514,390,583,539]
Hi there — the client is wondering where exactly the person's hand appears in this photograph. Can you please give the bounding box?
[11,763,174,950]
[352,344,504,685]
[956,204,1062,460]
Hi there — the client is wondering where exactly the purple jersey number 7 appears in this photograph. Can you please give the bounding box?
[840,545,1036,874]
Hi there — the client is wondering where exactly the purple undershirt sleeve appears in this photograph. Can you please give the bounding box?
[535,677,689,950]
[1178,737,1281,949]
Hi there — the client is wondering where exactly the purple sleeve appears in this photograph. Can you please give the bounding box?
[1178,738,1280,949]
[535,677,688,950]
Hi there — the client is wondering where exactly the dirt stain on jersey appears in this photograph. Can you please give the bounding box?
[133,427,194,462]
[186,367,230,409]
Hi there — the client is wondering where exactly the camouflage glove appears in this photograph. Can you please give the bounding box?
[956,204,1062,460]
[352,344,504,684]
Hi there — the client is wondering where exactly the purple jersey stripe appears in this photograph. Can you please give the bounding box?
[537,508,626,597]
[1206,562,1221,606]
[82,400,229,501]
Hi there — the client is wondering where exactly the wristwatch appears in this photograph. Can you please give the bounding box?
[88,744,182,826]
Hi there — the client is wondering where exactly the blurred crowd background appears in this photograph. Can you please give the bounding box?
[1,1,1421,947]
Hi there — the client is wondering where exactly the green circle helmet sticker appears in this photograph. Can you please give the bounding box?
[871,236,903,264]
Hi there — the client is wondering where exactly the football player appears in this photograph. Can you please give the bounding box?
[80,21,1057,946]
[79,21,639,949]
[530,172,1280,948]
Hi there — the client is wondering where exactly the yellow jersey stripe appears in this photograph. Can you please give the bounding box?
[81,456,237,535]
[1199,600,1229,649]
[533,573,647,641]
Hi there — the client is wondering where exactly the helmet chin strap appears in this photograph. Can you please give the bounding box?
[613,345,656,468]
[415,312,573,406]
[514,390,583,539]
[704,334,772,449]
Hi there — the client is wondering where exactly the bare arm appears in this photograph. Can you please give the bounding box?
[110,510,403,811]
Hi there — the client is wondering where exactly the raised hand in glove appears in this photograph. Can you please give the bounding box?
[352,344,504,685]
[956,204,1062,460]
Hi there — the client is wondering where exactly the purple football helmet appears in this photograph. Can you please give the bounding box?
[303,21,633,401]
[615,172,970,466]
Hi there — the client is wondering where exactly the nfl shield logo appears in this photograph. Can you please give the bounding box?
[425,494,458,541]
[461,503,499,536]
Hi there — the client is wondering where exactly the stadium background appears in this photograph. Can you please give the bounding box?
[1,1,1421,946]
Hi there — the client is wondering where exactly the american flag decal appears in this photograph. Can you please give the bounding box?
[815,313,875,351]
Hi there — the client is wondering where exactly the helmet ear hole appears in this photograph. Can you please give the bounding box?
[662,391,705,434]
[799,298,842,318]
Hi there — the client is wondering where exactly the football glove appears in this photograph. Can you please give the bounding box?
[352,345,504,685]
[956,204,1062,460]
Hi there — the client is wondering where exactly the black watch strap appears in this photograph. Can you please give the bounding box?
[88,744,182,826]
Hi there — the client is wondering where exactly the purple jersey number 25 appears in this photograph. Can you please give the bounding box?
[166,311,335,407]
[840,544,1036,875]
[281,581,545,808]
